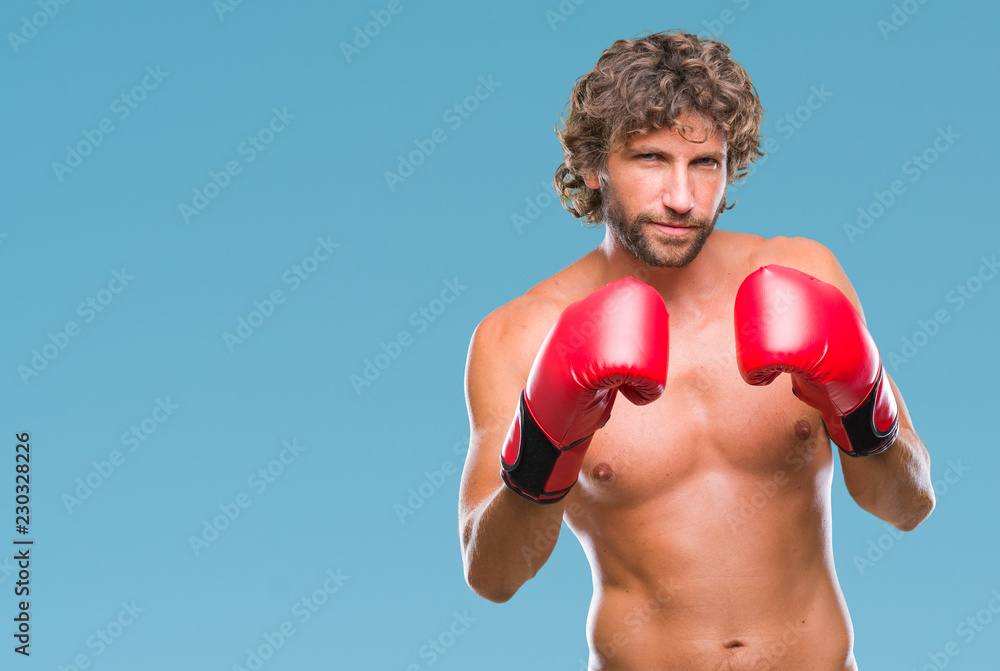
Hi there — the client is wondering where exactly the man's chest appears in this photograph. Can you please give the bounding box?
[575,315,829,506]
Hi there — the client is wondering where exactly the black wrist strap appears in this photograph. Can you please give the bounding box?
[500,391,588,503]
[839,366,898,457]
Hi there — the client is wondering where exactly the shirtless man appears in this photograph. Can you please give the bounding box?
[458,31,934,670]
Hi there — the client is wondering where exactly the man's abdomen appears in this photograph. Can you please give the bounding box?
[585,570,854,670]
[567,459,855,670]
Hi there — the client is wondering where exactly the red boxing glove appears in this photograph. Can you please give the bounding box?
[734,264,898,457]
[500,277,669,502]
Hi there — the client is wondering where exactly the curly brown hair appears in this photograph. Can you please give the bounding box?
[554,31,764,223]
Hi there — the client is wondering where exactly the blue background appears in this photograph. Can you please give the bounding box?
[2,0,997,669]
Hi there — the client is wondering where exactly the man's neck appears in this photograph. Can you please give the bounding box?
[595,227,728,312]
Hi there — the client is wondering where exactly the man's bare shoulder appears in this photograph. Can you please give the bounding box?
[470,289,566,363]
[471,253,599,350]
[464,286,569,439]
[466,253,603,385]
[742,233,863,313]
[746,234,840,275]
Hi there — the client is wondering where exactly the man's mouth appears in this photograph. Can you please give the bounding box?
[650,221,695,237]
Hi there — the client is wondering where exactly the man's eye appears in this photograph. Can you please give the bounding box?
[697,158,719,167]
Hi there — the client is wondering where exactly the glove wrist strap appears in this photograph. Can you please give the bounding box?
[833,365,898,457]
[500,391,590,503]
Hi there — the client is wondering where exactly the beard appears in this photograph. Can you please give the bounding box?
[601,179,723,268]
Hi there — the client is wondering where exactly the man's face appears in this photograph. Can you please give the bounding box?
[586,114,728,268]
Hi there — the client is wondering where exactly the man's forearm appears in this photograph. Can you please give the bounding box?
[461,484,571,603]
[840,426,935,531]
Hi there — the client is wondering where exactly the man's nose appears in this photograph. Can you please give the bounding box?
[660,169,694,215]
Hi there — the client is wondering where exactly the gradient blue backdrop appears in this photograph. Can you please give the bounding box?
[2,0,998,669]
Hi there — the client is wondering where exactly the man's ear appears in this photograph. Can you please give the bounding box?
[583,172,601,190]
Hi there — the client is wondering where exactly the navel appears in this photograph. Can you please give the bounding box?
[591,462,614,482]
[794,419,812,440]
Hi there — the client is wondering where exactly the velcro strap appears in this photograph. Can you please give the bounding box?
[500,391,588,503]
[839,365,898,457]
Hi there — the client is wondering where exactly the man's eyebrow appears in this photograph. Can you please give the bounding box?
[626,145,668,155]
[626,145,726,161]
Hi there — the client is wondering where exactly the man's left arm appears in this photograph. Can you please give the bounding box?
[838,371,934,531]
[765,236,935,531]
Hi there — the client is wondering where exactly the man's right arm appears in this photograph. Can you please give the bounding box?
[459,279,669,602]
[459,297,567,603]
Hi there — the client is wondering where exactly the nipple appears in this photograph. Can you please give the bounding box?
[794,420,812,440]
[591,462,614,482]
